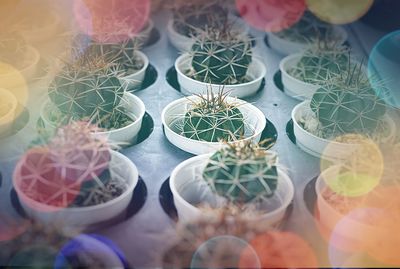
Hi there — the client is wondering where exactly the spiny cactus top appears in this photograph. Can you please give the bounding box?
[48,53,125,124]
[182,91,245,142]
[73,34,144,76]
[310,63,387,137]
[289,42,350,84]
[203,140,278,204]
[190,26,252,85]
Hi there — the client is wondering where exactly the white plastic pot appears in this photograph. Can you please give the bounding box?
[167,16,249,52]
[175,54,266,98]
[267,26,348,56]
[13,150,139,231]
[118,51,149,92]
[291,101,396,160]
[40,92,146,145]
[0,88,18,133]
[279,53,319,100]
[162,95,266,155]
[170,154,294,227]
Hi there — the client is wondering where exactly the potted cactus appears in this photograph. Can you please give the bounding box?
[163,210,317,268]
[169,140,294,226]
[162,91,266,155]
[13,122,139,230]
[315,139,400,263]
[167,0,248,52]
[175,25,266,98]
[40,51,145,145]
[280,42,351,100]
[292,64,396,160]
[267,11,347,55]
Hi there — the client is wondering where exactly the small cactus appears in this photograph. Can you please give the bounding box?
[190,26,252,85]
[310,62,387,137]
[14,122,127,208]
[289,42,350,84]
[48,52,126,125]
[182,90,245,142]
[203,140,278,204]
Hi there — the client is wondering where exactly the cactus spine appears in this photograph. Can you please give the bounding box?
[310,63,387,136]
[203,140,278,204]
[182,91,245,142]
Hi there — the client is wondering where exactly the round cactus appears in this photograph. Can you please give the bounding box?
[182,91,245,142]
[48,53,125,124]
[289,43,350,84]
[14,122,113,208]
[203,140,278,204]
[190,28,252,85]
[310,63,387,136]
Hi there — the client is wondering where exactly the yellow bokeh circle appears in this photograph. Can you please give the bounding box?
[321,134,384,197]
[306,0,374,25]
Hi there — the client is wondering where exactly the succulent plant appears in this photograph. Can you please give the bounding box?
[190,26,252,85]
[275,11,337,43]
[289,42,350,84]
[48,52,128,127]
[14,122,127,208]
[310,63,387,137]
[182,90,245,142]
[203,140,278,204]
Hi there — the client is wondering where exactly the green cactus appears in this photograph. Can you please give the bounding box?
[203,140,278,204]
[310,63,387,137]
[48,53,126,125]
[182,91,245,142]
[190,26,252,85]
[289,42,350,84]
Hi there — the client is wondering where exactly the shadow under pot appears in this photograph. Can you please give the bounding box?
[166,17,249,52]
[12,150,139,234]
[40,92,146,145]
[169,154,294,228]
[175,54,266,99]
[291,100,396,160]
[266,26,347,56]
[161,95,266,155]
